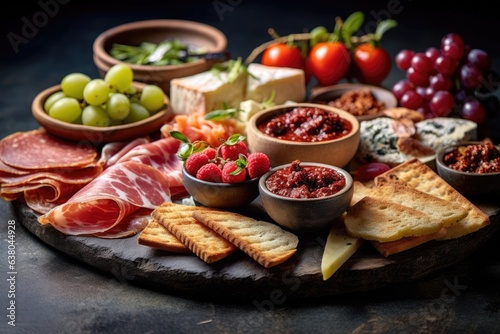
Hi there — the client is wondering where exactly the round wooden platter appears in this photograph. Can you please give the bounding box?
[14,198,499,301]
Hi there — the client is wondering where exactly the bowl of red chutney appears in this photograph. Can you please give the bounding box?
[436,141,500,198]
[246,103,360,168]
[258,160,353,232]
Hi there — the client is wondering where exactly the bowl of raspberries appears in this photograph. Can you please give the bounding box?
[175,132,271,208]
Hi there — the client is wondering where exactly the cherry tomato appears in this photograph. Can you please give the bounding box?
[261,43,304,70]
[308,41,351,86]
[352,43,392,85]
[354,162,390,182]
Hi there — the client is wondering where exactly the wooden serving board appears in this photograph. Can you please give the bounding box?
[14,198,499,301]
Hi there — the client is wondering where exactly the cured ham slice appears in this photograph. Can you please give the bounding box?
[38,160,172,237]
[104,136,186,198]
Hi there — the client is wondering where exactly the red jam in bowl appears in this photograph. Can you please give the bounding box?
[443,143,500,173]
[265,160,346,198]
[257,106,352,142]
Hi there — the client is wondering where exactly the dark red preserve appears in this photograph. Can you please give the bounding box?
[443,143,500,173]
[265,160,346,198]
[258,106,352,142]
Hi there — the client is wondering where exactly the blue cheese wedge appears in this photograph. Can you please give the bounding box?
[246,63,306,105]
[356,117,477,165]
[169,70,246,115]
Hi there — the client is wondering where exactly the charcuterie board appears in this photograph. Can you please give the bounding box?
[14,196,499,301]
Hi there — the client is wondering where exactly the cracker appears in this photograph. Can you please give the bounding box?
[371,177,468,227]
[137,218,191,253]
[192,210,299,268]
[152,202,237,263]
[375,158,490,239]
[344,196,445,242]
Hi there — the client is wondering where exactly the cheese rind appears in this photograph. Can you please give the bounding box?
[170,70,246,115]
[169,63,306,115]
[246,63,306,105]
[321,223,364,280]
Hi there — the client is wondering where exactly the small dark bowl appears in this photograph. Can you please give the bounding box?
[436,141,500,197]
[258,162,353,232]
[181,167,260,208]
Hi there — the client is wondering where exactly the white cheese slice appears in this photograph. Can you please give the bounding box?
[238,99,264,122]
[246,63,306,105]
[169,70,246,115]
[321,223,364,280]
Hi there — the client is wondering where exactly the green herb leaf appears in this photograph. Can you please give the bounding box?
[204,108,240,120]
[374,19,398,41]
[170,131,190,143]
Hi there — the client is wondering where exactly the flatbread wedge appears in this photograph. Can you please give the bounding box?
[371,227,447,257]
[371,177,468,227]
[344,196,445,242]
[374,158,490,239]
[137,218,191,253]
[152,202,237,263]
[192,210,299,268]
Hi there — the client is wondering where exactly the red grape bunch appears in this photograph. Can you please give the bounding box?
[392,32,499,130]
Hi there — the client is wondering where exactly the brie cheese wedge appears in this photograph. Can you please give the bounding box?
[170,70,246,115]
[246,63,306,105]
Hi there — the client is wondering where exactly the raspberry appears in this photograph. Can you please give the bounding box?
[220,141,248,161]
[185,152,209,176]
[222,161,247,183]
[196,163,223,182]
[203,147,217,160]
[246,152,270,178]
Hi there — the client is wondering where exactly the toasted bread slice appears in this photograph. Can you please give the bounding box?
[192,210,299,268]
[137,218,191,253]
[152,203,237,263]
[375,158,490,239]
[371,178,468,227]
[371,227,448,257]
[344,196,445,242]
[350,180,375,207]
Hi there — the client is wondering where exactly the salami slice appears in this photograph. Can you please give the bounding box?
[0,129,98,169]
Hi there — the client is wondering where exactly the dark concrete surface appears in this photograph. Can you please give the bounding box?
[1,1,500,333]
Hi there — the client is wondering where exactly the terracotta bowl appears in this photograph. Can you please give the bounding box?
[246,103,360,168]
[181,167,260,209]
[31,82,171,145]
[258,162,353,232]
[435,141,500,198]
[93,19,228,94]
[308,83,397,121]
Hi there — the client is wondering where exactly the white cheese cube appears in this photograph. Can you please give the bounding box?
[246,63,306,104]
[170,70,246,115]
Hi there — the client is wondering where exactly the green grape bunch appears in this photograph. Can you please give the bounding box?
[43,63,166,127]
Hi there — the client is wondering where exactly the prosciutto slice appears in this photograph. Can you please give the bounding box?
[104,136,186,198]
[38,160,172,236]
